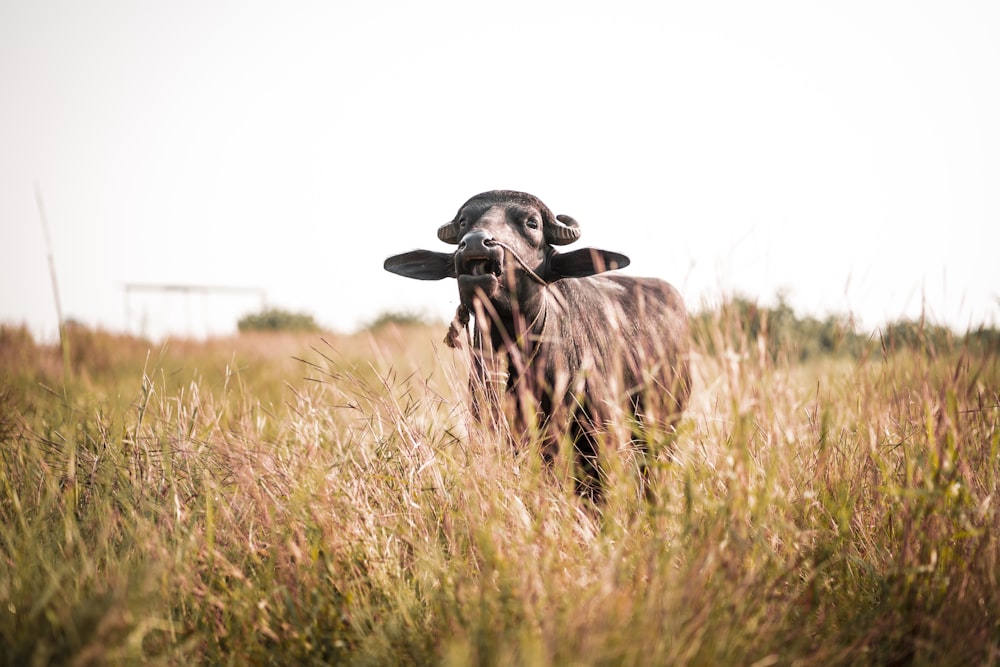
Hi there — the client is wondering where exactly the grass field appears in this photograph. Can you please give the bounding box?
[1,310,998,666]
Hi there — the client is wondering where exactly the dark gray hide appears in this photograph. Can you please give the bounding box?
[384,190,691,498]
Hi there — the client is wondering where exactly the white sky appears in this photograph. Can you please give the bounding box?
[2,0,998,340]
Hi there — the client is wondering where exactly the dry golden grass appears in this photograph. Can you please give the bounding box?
[0,317,997,665]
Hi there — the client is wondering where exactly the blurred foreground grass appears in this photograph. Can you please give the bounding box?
[1,311,997,665]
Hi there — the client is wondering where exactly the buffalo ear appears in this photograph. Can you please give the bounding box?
[546,248,630,280]
[384,250,456,280]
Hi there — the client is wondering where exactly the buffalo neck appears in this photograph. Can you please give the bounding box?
[481,286,547,381]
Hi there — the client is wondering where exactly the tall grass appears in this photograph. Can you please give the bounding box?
[0,314,997,665]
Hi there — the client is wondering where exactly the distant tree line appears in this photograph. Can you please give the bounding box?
[691,295,1000,362]
[6,300,996,361]
[236,308,435,334]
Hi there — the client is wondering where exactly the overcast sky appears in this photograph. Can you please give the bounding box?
[2,1,998,340]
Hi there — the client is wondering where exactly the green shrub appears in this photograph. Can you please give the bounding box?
[237,307,321,333]
[363,310,432,331]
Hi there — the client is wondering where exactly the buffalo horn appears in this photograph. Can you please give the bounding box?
[437,220,460,244]
[546,214,582,245]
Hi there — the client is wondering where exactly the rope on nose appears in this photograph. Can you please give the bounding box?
[484,239,548,286]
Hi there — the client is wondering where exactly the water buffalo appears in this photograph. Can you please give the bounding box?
[384,190,691,498]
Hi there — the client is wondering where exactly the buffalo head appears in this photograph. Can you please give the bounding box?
[384,190,630,322]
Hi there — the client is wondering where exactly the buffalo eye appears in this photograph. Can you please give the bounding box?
[525,217,539,230]
[459,217,467,229]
